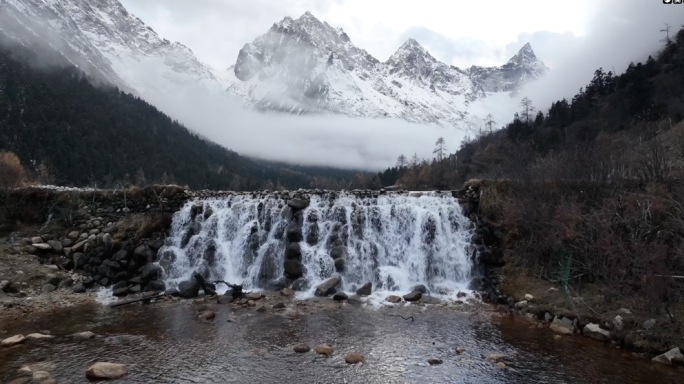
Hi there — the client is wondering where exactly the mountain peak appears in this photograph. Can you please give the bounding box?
[507,42,538,65]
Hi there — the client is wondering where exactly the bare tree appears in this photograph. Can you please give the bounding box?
[485,113,495,133]
[396,154,407,168]
[433,137,447,161]
[520,97,535,124]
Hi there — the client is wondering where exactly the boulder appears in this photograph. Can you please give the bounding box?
[583,323,610,341]
[403,291,422,302]
[287,198,310,211]
[178,279,200,299]
[524,293,534,301]
[550,316,574,335]
[73,253,88,269]
[487,353,505,363]
[356,282,372,296]
[85,362,128,380]
[147,279,166,292]
[345,353,364,364]
[411,284,428,294]
[514,300,528,310]
[314,343,333,357]
[73,331,96,340]
[26,333,54,341]
[31,236,44,244]
[199,310,216,320]
[112,249,128,262]
[385,295,402,303]
[427,358,443,365]
[286,221,303,243]
[31,370,54,384]
[613,315,624,331]
[47,240,63,253]
[333,258,346,272]
[330,245,348,260]
[72,283,86,293]
[285,243,302,260]
[1,334,26,347]
[245,292,265,301]
[291,278,309,291]
[133,245,155,264]
[292,344,310,353]
[283,260,304,279]
[332,292,348,301]
[314,277,341,297]
[652,347,684,366]
[280,287,295,297]
[42,283,57,293]
[643,318,656,330]
[33,243,52,251]
[140,263,162,282]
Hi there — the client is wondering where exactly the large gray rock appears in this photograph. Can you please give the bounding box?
[315,277,341,297]
[85,362,128,380]
[285,243,302,260]
[652,347,684,366]
[550,316,575,335]
[643,318,656,330]
[583,323,610,341]
[332,292,348,301]
[287,198,310,211]
[411,284,428,294]
[283,260,304,279]
[1,334,26,347]
[333,258,346,272]
[330,245,348,260]
[403,291,422,302]
[286,221,303,242]
[356,282,372,296]
[72,283,86,293]
[47,240,63,253]
[140,263,162,282]
[178,279,200,299]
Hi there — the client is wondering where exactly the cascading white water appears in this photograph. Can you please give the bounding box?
[159,191,474,297]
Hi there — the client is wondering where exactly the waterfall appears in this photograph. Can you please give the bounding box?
[159,191,474,297]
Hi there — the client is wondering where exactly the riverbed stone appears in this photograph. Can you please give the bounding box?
[73,331,96,340]
[286,221,303,242]
[2,334,26,347]
[315,343,333,357]
[245,292,264,301]
[85,362,128,380]
[333,258,346,272]
[140,263,162,282]
[385,295,402,303]
[613,315,624,331]
[345,353,364,364]
[32,243,52,251]
[524,293,534,301]
[514,300,528,310]
[288,198,310,211]
[403,291,422,302]
[427,358,443,365]
[285,243,301,260]
[291,278,309,291]
[293,344,310,353]
[550,316,574,335]
[643,318,656,330]
[583,323,610,341]
[332,292,348,301]
[356,282,372,296]
[26,333,54,341]
[487,353,505,363]
[47,240,63,253]
[652,347,684,366]
[72,283,86,293]
[178,279,200,299]
[314,277,341,297]
[411,284,428,294]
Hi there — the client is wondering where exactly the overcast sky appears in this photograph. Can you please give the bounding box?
[115,0,684,170]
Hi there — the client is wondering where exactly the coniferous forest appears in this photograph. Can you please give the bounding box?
[0,43,360,190]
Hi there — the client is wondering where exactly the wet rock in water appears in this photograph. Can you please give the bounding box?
[73,331,96,340]
[642,318,656,330]
[550,316,574,335]
[85,362,128,380]
[456,291,467,299]
[283,260,304,279]
[286,221,303,243]
[652,347,684,366]
[314,277,341,297]
[385,295,402,303]
[332,292,348,302]
[421,295,442,305]
[345,353,364,364]
[280,287,294,297]
[31,370,55,384]
[468,277,483,290]
[288,198,310,211]
[333,258,346,272]
[427,358,443,365]
[199,311,216,320]
[487,353,505,363]
[26,333,54,341]
[315,343,333,357]
[455,346,466,354]
[411,284,428,294]
[285,243,302,260]
[293,344,310,353]
[403,291,422,302]
[217,295,234,305]
[147,279,166,292]
[583,323,610,341]
[273,302,286,309]
[356,282,372,296]
[245,292,265,301]
[496,362,507,369]
[178,279,200,299]
[112,287,128,297]
[140,263,162,283]
[2,334,26,348]
[291,278,309,292]
[72,283,86,293]
[330,245,348,260]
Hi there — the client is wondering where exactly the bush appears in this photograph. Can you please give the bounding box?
[0,151,27,188]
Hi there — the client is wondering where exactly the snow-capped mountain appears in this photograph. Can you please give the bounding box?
[0,0,221,101]
[228,12,548,129]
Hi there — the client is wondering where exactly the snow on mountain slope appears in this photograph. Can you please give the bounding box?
[228,12,548,130]
[0,0,222,104]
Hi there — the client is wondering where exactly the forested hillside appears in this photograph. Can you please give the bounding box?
[380,27,684,318]
[0,43,359,190]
